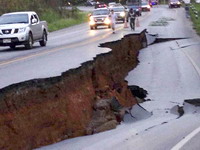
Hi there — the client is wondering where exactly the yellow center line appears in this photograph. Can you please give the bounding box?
[0,26,124,67]
[0,10,152,67]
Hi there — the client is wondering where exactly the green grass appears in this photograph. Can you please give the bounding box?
[49,12,88,32]
[189,3,200,35]
[0,1,88,33]
[41,10,88,32]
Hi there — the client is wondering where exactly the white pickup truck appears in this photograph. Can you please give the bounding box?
[0,11,48,49]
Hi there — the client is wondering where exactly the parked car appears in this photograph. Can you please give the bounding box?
[141,2,151,11]
[169,0,181,8]
[89,8,111,30]
[85,0,96,6]
[95,2,107,9]
[108,2,122,8]
[110,6,126,22]
[108,2,117,8]
[0,11,48,49]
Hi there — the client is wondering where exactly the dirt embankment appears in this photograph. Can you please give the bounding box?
[0,30,147,150]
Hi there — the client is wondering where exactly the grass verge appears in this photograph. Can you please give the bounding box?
[48,12,88,32]
[189,3,200,35]
[40,9,88,32]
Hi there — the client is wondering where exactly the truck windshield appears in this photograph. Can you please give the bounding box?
[112,7,124,12]
[92,10,109,15]
[0,14,28,25]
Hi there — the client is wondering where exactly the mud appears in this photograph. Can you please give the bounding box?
[0,30,147,149]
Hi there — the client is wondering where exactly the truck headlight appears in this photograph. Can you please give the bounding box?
[89,20,96,25]
[104,17,111,24]
[89,16,96,25]
[18,27,26,33]
[89,16,93,21]
[120,12,125,17]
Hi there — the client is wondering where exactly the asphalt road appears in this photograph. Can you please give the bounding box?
[36,5,200,150]
[1,5,200,150]
[0,13,128,88]
[180,130,200,150]
[0,7,155,89]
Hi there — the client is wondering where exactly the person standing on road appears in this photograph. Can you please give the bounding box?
[109,9,117,34]
[128,8,136,30]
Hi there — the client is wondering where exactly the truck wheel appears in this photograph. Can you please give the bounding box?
[10,45,16,49]
[25,33,33,49]
[90,26,94,30]
[39,31,47,47]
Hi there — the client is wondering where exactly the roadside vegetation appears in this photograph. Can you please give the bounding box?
[189,2,200,35]
[0,0,88,32]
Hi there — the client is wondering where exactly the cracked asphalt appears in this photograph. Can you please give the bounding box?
[36,5,200,150]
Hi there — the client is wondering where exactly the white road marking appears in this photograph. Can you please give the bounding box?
[171,126,200,150]
[0,26,123,67]
[182,49,200,77]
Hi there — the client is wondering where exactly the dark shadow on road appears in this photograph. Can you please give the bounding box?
[92,27,110,30]
[154,37,189,44]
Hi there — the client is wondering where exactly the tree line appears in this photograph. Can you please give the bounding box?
[0,0,79,17]
[0,0,126,15]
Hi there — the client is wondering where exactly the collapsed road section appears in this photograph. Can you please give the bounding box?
[0,30,147,150]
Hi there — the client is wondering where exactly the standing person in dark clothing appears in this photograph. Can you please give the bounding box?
[128,8,136,30]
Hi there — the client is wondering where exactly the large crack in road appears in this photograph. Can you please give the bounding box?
[1,27,200,150]
[0,30,148,150]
